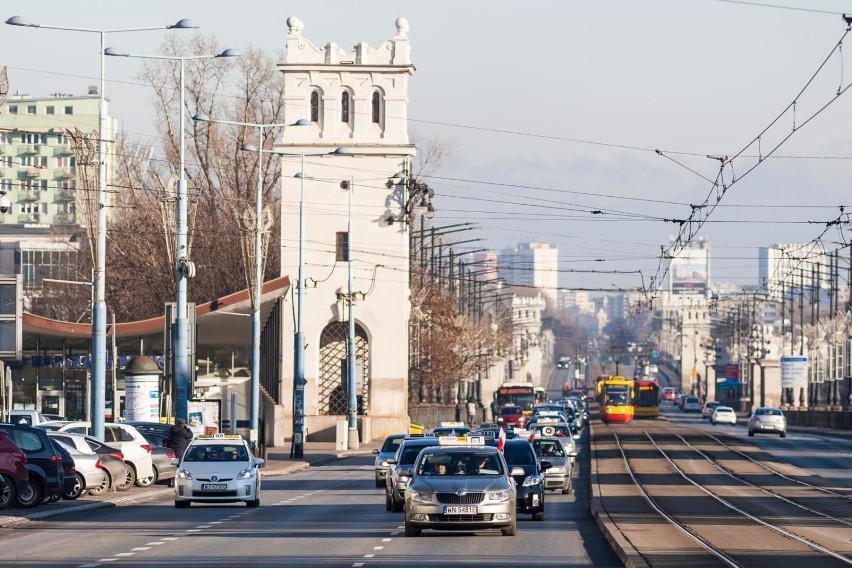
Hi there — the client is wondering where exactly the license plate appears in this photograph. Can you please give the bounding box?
[443,506,477,514]
[202,483,227,490]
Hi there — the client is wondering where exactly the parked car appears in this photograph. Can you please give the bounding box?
[50,440,78,503]
[43,422,155,487]
[149,446,177,485]
[5,410,49,427]
[748,407,787,438]
[81,437,132,494]
[701,401,721,419]
[48,432,120,496]
[710,406,737,425]
[0,431,29,508]
[0,424,63,508]
[51,438,105,499]
[661,387,676,402]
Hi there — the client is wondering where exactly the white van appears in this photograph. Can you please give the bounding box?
[5,410,48,426]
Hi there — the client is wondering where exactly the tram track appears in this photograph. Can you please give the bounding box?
[608,423,852,567]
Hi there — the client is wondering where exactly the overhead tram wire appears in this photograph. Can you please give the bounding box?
[643,18,852,308]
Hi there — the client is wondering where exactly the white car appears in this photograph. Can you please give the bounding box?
[710,406,737,425]
[173,434,264,508]
[42,421,156,486]
[681,396,701,413]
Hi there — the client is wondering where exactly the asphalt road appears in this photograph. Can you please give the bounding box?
[1,446,622,567]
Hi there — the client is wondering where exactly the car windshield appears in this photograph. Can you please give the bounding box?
[184,445,248,462]
[500,407,522,415]
[418,452,501,476]
[755,408,782,416]
[400,445,431,465]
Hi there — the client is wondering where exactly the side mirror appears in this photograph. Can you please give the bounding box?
[253,458,265,468]
[569,451,578,457]
[170,458,180,466]
[399,467,412,478]
[386,458,397,465]
[371,448,379,454]
[540,460,552,471]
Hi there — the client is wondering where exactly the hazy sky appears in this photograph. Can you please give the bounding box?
[5,1,852,298]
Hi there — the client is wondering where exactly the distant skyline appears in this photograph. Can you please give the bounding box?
[4,1,852,300]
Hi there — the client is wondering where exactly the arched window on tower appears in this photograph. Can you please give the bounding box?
[371,91,381,124]
[310,91,320,123]
[341,92,350,123]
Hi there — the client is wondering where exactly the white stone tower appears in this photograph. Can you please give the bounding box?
[276,16,416,442]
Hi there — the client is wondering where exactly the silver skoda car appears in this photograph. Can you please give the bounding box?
[403,438,522,537]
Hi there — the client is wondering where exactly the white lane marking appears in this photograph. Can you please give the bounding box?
[196,525,212,529]
[131,547,151,551]
[364,554,375,558]
[353,564,365,567]
[185,529,202,533]
[390,531,400,535]
[114,553,135,557]
[97,560,118,564]
[396,525,404,529]
[373,546,384,550]
[382,538,392,542]
[161,537,180,541]
[145,542,165,546]
[209,521,223,524]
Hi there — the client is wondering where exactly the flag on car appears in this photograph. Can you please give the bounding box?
[528,430,535,443]
[497,427,506,451]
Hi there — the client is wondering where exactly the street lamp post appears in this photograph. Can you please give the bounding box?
[105,46,239,423]
[238,142,331,458]
[193,113,290,449]
[5,15,197,440]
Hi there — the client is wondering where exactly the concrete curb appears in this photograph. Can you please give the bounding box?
[588,421,649,568]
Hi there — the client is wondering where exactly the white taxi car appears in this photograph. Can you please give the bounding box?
[172,434,264,508]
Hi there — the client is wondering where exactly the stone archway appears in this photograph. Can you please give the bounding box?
[318,322,370,415]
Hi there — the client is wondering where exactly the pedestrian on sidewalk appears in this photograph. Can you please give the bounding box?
[168,419,193,461]
[467,399,477,427]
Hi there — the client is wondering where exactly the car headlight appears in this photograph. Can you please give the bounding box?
[177,468,193,480]
[237,467,255,479]
[522,474,542,487]
[488,490,512,502]
[410,491,433,503]
[548,467,565,474]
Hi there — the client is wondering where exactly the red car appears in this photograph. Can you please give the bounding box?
[496,405,526,428]
[662,387,676,402]
[0,431,29,508]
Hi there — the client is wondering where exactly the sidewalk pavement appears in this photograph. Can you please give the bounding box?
[0,438,382,529]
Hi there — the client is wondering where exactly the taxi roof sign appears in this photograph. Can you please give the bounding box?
[536,417,560,424]
[197,433,242,440]
[536,411,561,417]
[439,421,465,427]
[438,435,486,446]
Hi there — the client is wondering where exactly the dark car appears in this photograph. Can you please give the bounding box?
[0,424,63,508]
[123,421,173,442]
[502,438,548,521]
[385,437,442,512]
[148,445,177,485]
[0,431,29,508]
[51,440,78,503]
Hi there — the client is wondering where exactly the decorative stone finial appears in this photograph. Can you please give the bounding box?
[395,17,409,37]
[287,16,304,35]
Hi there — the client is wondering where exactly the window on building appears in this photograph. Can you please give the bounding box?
[371,91,381,124]
[27,106,36,115]
[8,106,17,114]
[19,202,47,214]
[0,132,10,144]
[58,180,76,191]
[0,180,12,192]
[64,106,73,115]
[21,133,47,145]
[46,106,55,115]
[18,248,79,290]
[56,133,64,144]
[341,92,350,123]
[310,91,320,122]
[336,232,350,262]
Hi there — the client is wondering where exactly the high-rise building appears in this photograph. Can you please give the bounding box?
[498,242,558,302]
[0,90,117,289]
[758,243,827,298]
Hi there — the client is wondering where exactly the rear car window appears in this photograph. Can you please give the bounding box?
[500,407,522,415]
[503,443,535,465]
[381,436,403,453]
[1,429,44,453]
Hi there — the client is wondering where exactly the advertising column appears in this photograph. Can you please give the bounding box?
[123,356,161,422]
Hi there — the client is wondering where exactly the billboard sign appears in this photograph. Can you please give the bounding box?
[670,247,708,296]
[781,356,808,389]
